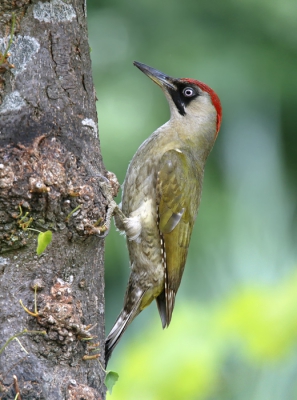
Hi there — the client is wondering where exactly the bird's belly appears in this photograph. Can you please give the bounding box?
[126,197,165,309]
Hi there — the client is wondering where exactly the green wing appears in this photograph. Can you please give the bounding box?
[156,149,202,328]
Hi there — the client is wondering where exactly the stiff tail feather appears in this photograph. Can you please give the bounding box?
[105,310,131,366]
[105,292,144,366]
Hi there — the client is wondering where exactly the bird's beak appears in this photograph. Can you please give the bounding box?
[133,61,176,90]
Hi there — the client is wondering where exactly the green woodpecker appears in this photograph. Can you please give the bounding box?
[105,61,222,364]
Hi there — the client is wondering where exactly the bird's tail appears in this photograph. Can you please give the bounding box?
[105,301,142,366]
[105,311,128,365]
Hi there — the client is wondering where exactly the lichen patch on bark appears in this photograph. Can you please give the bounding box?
[36,279,94,350]
[0,135,107,253]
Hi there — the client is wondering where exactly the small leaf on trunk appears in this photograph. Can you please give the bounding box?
[105,370,119,394]
[37,231,52,255]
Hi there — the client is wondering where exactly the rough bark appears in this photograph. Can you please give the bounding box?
[0,1,108,399]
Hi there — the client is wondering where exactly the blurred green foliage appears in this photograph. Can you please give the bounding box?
[105,273,297,399]
[87,0,297,398]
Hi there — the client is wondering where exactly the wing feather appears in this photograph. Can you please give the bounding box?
[156,149,202,326]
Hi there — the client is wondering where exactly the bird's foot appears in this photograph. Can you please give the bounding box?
[97,171,125,237]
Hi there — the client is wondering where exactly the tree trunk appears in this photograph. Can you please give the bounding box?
[0,1,107,398]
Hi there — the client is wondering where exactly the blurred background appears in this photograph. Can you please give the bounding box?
[87,0,297,398]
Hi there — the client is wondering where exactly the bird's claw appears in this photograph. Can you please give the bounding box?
[96,172,125,237]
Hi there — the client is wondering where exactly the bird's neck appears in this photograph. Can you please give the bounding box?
[167,115,217,164]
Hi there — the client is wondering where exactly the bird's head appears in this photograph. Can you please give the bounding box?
[134,61,222,140]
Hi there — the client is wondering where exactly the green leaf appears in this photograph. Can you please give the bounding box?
[37,231,52,255]
[105,370,119,394]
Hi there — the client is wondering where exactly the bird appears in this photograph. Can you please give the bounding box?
[105,61,222,365]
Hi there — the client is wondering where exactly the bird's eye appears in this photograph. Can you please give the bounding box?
[182,87,195,97]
